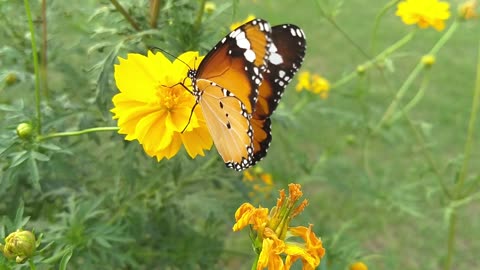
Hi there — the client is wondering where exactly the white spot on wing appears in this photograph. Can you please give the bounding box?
[244,50,256,62]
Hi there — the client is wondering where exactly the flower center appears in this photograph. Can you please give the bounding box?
[156,84,181,111]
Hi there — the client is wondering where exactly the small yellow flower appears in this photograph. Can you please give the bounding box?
[396,0,451,31]
[459,0,478,20]
[296,71,330,99]
[230,15,256,31]
[311,74,330,99]
[1,230,36,263]
[350,261,368,270]
[233,183,325,270]
[421,54,436,67]
[204,1,216,14]
[111,51,213,161]
[295,71,311,92]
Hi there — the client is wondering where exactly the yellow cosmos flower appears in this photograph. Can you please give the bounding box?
[111,51,213,161]
[296,71,330,99]
[233,183,325,270]
[396,0,451,31]
[230,15,256,31]
[459,0,478,20]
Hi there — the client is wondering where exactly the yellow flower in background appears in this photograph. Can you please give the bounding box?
[233,183,325,270]
[230,15,256,31]
[296,71,311,92]
[350,261,368,270]
[459,0,478,20]
[296,71,330,99]
[421,54,436,67]
[396,0,451,31]
[204,1,216,14]
[243,167,275,201]
[111,51,213,161]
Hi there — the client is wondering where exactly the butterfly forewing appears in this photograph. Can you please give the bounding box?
[250,24,307,162]
[196,19,272,113]
[192,19,272,171]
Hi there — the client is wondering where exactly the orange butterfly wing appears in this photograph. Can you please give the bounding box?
[191,19,272,170]
[251,24,307,163]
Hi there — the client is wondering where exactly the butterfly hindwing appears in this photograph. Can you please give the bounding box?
[250,24,307,163]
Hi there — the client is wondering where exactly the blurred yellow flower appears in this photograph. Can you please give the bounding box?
[296,71,330,99]
[230,15,256,31]
[459,0,478,20]
[421,54,436,67]
[350,261,368,270]
[204,1,216,14]
[396,0,451,31]
[233,183,325,270]
[111,51,213,161]
[243,167,275,201]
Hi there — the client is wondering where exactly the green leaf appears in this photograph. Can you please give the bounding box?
[59,247,73,270]
[32,151,50,162]
[28,152,41,191]
[9,150,29,167]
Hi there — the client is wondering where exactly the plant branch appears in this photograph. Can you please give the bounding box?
[24,0,42,134]
[38,127,119,141]
[109,0,141,31]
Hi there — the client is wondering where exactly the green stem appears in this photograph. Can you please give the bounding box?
[250,252,259,270]
[443,25,480,270]
[194,0,207,32]
[444,210,457,270]
[28,259,36,270]
[370,0,400,54]
[455,36,480,197]
[332,31,415,89]
[375,21,459,132]
[41,0,48,97]
[313,0,371,60]
[109,0,141,31]
[37,127,119,141]
[390,70,430,123]
[24,0,42,134]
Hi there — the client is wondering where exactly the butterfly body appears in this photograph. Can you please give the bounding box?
[188,19,306,171]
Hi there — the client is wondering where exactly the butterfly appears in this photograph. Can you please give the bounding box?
[188,19,306,171]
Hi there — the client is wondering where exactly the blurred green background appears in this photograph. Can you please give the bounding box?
[1,0,479,269]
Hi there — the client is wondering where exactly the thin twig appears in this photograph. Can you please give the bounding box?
[109,0,141,31]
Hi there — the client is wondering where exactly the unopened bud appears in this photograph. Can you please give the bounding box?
[421,54,436,67]
[16,123,33,139]
[1,230,36,263]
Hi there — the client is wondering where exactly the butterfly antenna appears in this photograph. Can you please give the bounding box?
[181,102,198,133]
[150,46,192,70]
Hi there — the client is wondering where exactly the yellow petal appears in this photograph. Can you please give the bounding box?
[114,53,169,102]
[180,124,213,158]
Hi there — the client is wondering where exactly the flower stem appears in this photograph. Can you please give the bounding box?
[444,33,480,270]
[375,21,458,132]
[109,0,141,31]
[28,259,36,270]
[194,0,207,32]
[38,127,119,141]
[314,0,371,60]
[332,31,414,89]
[24,0,42,134]
[41,0,48,97]
[370,0,400,54]
[149,0,161,29]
